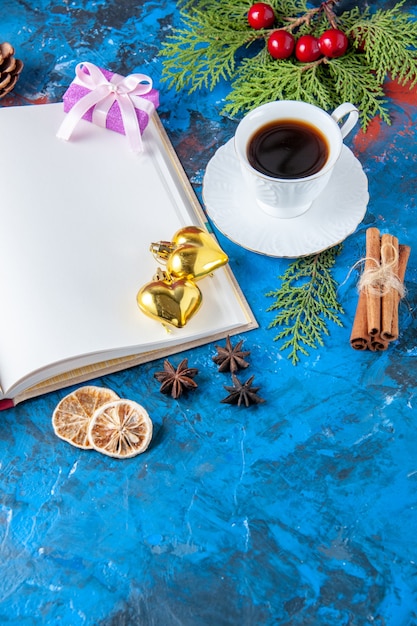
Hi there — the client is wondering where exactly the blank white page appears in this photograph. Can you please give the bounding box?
[0,103,253,395]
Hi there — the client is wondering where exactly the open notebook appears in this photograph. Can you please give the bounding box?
[0,103,256,407]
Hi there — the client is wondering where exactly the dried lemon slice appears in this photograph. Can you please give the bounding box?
[87,400,153,459]
[52,386,120,449]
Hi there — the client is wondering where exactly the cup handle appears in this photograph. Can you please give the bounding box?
[331,102,359,139]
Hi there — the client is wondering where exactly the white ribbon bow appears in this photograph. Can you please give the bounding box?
[57,62,155,153]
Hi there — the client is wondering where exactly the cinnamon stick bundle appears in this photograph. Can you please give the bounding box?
[350,228,410,351]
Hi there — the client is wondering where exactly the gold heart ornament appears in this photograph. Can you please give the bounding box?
[136,274,202,328]
[166,243,228,281]
[150,226,228,281]
[172,226,223,250]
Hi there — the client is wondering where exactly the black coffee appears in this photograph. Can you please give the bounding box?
[247,119,329,179]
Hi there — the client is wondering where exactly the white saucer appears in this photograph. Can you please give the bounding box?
[202,138,369,258]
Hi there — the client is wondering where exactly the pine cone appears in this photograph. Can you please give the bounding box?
[0,42,23,98]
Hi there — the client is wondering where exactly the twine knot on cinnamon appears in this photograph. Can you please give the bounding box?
[358,242,406,299]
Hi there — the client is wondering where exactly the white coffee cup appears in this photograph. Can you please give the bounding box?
[234,100,359,218]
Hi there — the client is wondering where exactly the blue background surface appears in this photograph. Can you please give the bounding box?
[1,1,417,624]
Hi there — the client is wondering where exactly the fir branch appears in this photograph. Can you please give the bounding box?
[326,53,391,128]
[266,246,344,364]
[223,51,391,124]
[160,9,253,92]
[346,1,417,88]
[223,50,336,116]
[160,0,417,130]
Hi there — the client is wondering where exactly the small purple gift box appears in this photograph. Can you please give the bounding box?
[58,62,159,152]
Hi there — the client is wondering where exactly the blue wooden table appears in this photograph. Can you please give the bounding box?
[1,1,417,624]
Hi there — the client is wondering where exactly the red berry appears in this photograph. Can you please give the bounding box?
[247,3,275,29]
[295,34,321,63]
[267,30,295,60]
[318,28,349,58]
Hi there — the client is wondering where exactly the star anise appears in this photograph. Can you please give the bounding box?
[221,374,265,407]
[212,335,250,373]
[154,358,198,399]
